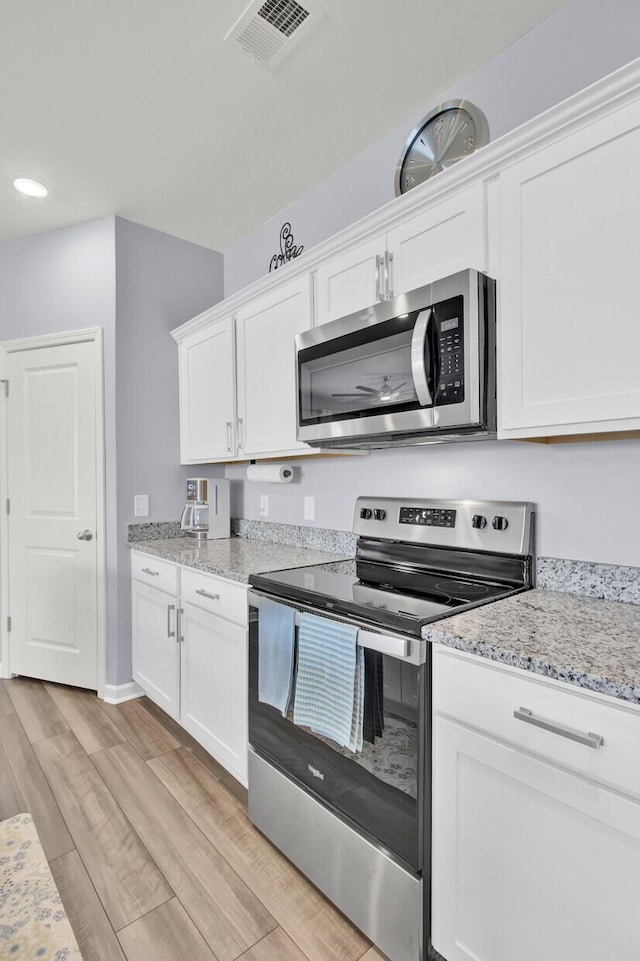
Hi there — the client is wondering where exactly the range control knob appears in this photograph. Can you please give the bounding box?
[492,515,509,531]
[373,509,386,521]
[360,508,372,520]
[471,514,487,530]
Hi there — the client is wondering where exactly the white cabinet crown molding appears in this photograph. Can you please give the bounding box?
[171,56,640,345]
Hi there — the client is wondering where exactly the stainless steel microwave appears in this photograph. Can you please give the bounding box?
[295,268,496,449]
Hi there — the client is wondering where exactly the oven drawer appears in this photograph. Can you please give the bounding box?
[131,551,179,595]
[433,646,640,799]
[181,567,248,624]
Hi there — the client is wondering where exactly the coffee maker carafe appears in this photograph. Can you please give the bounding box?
[180,478,230,540]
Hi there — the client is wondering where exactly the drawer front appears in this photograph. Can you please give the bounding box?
[181,567,248,625]
[131,551,179,595]
[433,646,640,799]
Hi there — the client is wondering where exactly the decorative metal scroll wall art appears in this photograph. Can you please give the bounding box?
[269,222,304,272]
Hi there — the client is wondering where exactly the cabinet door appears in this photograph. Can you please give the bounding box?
[315,235,385,324]
[386,183,487,296]
[131,580,180,719]
[499,99,640,437]
[432,715,640,961]
[236,275,313,457]
[178,317,236,463]
[180,601,248,784]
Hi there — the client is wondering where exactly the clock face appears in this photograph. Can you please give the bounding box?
[395,100,489,196]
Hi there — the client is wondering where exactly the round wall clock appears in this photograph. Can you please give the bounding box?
[394,99,489,197]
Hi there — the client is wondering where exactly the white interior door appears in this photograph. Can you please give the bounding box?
[7,339,100,689]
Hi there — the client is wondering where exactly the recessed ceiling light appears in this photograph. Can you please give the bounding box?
[13,178,48,198]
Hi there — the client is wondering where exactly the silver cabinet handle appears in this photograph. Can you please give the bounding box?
[237,417,244,449]
[167,604,176,639]
[77,529,93,541]
[410,308,433,406]
[141,567,159,576]
[384,250,394,299]
[176,607,184,643]
[195,588,220,601]
[514,707,604,750]
[226,421,233,452]
[375,254,385,302]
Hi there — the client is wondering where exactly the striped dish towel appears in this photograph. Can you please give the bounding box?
[293,612,364,753]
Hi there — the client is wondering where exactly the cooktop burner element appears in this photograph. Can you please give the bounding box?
[250,498,535,637]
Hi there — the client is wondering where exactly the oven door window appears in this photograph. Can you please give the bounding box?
[248,606,424,873]
[298,314,424,426]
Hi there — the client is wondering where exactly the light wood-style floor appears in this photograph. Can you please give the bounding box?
[0,678,388,961]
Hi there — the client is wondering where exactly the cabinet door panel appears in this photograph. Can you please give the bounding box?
[499,99,640,436]
[180,602,248,784]
[386,183,487,295]
[178,317,236,463]
[315,236,384,324]
[236,275,312,457]
[432,716,640,961]
[132,581,180,719]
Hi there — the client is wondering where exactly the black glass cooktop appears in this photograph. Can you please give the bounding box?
[249,558,517,637]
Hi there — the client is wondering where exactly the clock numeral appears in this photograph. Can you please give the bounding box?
[464,135,476,152]
[433,118,445,136]
[405,172,416,188]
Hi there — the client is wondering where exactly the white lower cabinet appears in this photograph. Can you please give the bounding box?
[431,647,640,961]
[131,552,248,784]
[131,579,180,720]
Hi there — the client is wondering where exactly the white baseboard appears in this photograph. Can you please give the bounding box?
[101,680,145,704]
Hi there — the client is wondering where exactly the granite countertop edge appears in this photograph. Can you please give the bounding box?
[424,628,640,705]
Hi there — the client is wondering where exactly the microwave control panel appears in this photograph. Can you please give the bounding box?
[435,295,464,406]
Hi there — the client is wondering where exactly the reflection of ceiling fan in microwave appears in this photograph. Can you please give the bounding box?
[332,375,408,402]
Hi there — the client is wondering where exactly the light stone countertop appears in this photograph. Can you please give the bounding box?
[129,536,351,584]
[423,588,640,704]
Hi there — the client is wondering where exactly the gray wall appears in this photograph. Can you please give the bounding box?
[114,217,224,684]
[227,438,640,567]
[224,0,640,295]
[223,0,640,568]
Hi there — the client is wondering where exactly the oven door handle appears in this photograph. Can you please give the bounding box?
[291,610,410,658]
[410,307,433,406]
[356,629,410,658]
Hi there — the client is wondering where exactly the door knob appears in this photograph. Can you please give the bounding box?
[77,529,93,541]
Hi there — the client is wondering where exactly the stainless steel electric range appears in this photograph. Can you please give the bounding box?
[248,498,535,961]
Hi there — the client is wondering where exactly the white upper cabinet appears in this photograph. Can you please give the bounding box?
[386,183,488,296]
[235,275,313,458]
[499,97,640,438]
[177,316,236,463]
[315,236,387,324]
[314,183,489,325]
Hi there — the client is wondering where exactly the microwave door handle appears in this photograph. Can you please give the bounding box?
[411,308,433,406]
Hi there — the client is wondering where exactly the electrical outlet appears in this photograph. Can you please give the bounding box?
[134,494,149,517]
[259,494,269,517]
[304,495,315,521]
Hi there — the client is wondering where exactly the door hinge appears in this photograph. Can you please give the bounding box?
[6,616,11,633]
[0,379,8,397]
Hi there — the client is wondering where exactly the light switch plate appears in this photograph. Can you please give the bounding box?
[304,496,315,521]
[260,494,269,517]
[134,494,149,517]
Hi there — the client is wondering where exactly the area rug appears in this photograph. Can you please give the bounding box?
[0,813,83,960]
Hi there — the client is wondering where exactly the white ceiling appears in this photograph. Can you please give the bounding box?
[1,0,568,252]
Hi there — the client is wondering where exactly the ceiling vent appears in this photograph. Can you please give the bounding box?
[225,0,322,68]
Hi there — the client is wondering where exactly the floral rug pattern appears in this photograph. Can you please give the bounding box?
[0,813,83,960]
